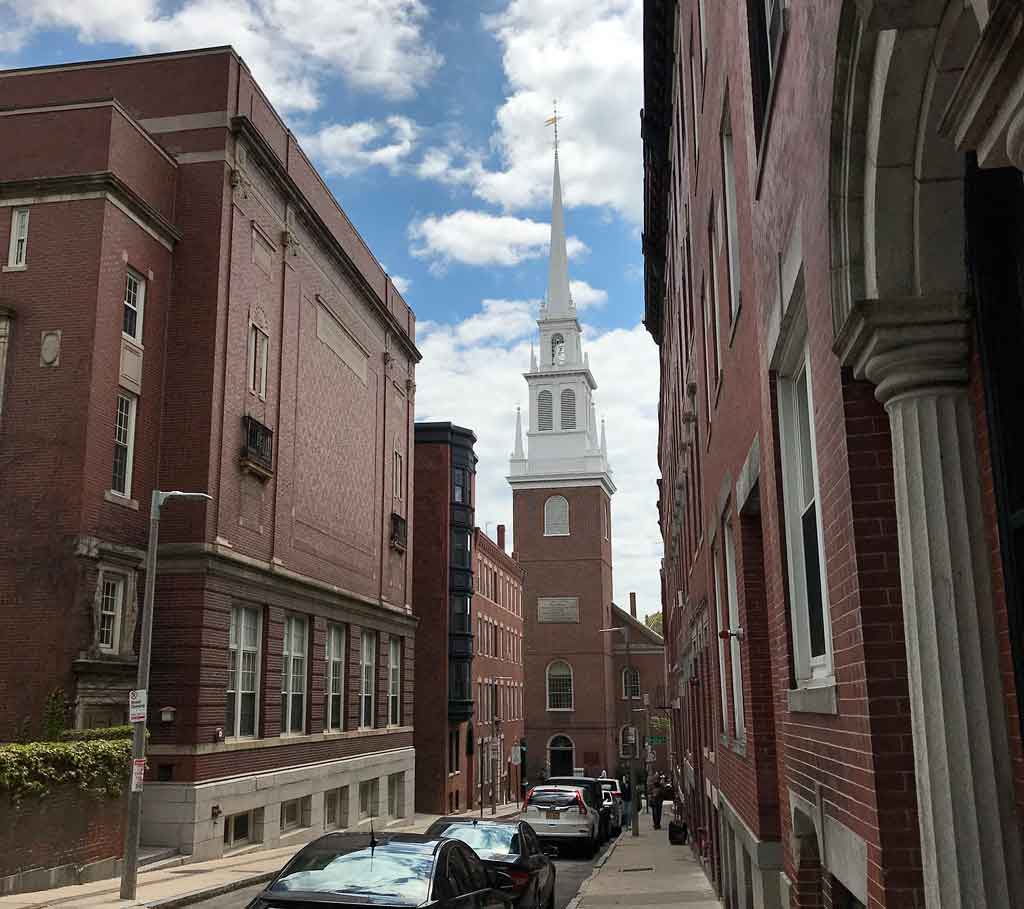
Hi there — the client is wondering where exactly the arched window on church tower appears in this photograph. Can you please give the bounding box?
[544,495,569,536]
[560,388,576,429]
[551,333,565,365]
[546,661,574,710]
[538,391,553,431]
[621,667,640,700]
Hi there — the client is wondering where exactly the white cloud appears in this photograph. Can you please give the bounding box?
[570,279,607,309]
[302,116,419,176]
[3,0,442,111]
[415,301,663,622]
[409,210,588,271]
[415,145,486,186]
[392,276,412,296]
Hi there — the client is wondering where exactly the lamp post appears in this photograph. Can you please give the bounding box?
[599,624,639,837]
[120,489,211,901]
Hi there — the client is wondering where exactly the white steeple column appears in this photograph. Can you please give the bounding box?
[839,297,1024,908]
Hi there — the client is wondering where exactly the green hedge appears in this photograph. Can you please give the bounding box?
[0,738,131,802]
[59,725,134,743]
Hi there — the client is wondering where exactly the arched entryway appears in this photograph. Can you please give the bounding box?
[547,734,574,776]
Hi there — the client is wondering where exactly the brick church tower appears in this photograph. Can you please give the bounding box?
[509,149,617,781]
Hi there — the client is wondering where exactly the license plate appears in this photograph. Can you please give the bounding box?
[546,810,559,820]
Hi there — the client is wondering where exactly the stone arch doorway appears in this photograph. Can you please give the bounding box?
[547,734,574,776]
[829,0,1024,904]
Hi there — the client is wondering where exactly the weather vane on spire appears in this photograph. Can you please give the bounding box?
[545,100,561,156]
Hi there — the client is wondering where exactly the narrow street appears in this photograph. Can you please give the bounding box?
[192,836,614,909]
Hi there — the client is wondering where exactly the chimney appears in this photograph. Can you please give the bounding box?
[497,524,506,552]
[629,592,637,618]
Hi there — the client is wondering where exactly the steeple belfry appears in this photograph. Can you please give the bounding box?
[507,143,614,496]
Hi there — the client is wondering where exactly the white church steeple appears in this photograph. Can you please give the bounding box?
[508,144,615,496]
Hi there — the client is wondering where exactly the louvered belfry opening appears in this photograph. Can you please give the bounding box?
[538,390,553,430]
[561,388,576,429]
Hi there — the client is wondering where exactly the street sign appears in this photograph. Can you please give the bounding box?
[128,689,148,724]
[649,735,667,745]
[130,758,146,792]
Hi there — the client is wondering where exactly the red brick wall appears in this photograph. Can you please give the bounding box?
[0,786,126,881]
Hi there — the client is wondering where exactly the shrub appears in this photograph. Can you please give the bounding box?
[60,725,134,743]
[0,739,131,802]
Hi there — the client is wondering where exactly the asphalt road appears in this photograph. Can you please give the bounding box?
[192,836,614,909]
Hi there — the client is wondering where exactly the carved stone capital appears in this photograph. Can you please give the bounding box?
[834,295,971,404]
[940,0,1024,169]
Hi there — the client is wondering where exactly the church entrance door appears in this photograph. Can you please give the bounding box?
[548,735,574,776]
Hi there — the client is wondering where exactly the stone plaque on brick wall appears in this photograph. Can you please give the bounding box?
[537,596,579,623]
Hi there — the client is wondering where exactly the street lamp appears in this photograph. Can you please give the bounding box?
[120,489,211,901]
[599,624,640,837]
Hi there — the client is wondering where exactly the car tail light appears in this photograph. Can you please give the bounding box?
[506,869,531,889]
[575,790,588,816]
[522,787,534,812]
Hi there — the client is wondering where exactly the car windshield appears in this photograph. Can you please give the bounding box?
[442,825,520,858]
[270,846,433,905]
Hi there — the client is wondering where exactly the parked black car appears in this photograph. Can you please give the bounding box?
[543,776,611,842]
[246,832,514,908]
[424,817,557,909]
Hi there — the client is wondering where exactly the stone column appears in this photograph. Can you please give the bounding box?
[838,297,1024,908]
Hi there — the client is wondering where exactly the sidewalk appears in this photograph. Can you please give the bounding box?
[0,804,521,909]
[569,823,720,909]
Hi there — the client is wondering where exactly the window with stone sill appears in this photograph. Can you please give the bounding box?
[226,605,260,738]
[280,614,307,735]
[123,269,146,344]
[324,622,345,732]
[7,208,28,267]
[360,630,376,729]
[111,392,137,498]
[97,571,127,653]
[776,312,833,685]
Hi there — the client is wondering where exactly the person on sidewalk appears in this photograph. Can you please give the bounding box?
[621,776,632,829]
[649,776,665,830]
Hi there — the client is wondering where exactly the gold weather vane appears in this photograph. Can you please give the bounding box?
[545,100,561,155]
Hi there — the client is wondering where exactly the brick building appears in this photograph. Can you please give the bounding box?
[412,422,526,815]
[644,0,1024,906]
[471,524,525,809]
[0,47,418,859]
[510,150,664,783]
[412,422,477,815]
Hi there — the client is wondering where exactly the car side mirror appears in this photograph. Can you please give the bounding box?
[543,844,559,858]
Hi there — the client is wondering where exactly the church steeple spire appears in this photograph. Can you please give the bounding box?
[545,120,574,318]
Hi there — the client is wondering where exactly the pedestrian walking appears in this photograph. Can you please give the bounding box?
[650,775,665,830]
[621,776,632,829]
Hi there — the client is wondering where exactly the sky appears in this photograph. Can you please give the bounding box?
[2,0,664,621]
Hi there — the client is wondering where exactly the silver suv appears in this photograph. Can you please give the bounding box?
[522,785,601,856]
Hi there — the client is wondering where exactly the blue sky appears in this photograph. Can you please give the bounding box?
[3,0,662,619]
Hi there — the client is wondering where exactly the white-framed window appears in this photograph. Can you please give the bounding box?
[393,450,403,500]
[324,623,345,732]
[708,210,722,383]
[98,572,126,653]
[280,796,310,833]
[721,109,742,320]
[713,544,729,733]
[543,495,570,536]
[122,269,146,343]
[621,666,640,700]
[723,517,745,740]
[360,630,376,728]
[537,390,553,431]
[690,37,700,166]
[546,660,574,710]
[698,0,708,69]
[111,392,137,497]
[359,778,380,819]
[560,388,576,429]
[223,809,261,849]
[388,636,401,726]
[7,208,28,267]
[248,324,269,399]
[777,332,833,683]
[280,615,307,735]
[226,605,261,738]
[325,786,349,830]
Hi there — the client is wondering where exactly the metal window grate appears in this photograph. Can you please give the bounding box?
[241,415,273,473]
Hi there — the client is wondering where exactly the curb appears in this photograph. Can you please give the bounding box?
[564,834,624,909]
[147,871,277,909]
